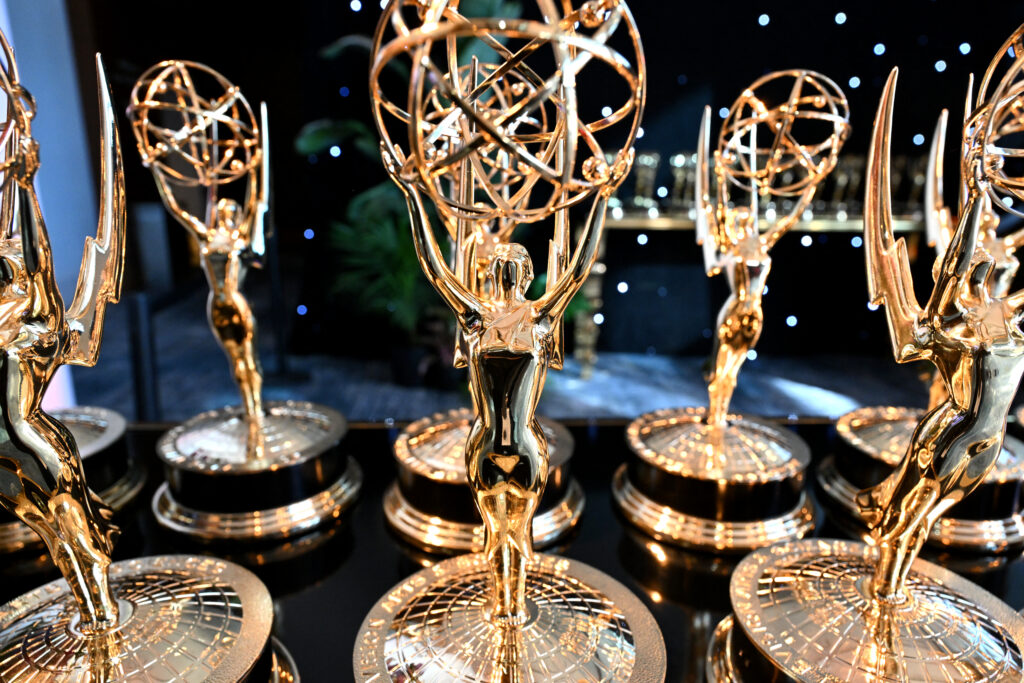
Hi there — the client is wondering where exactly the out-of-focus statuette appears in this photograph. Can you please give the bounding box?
[356,1,665,681]
[0,34,292,682]
[615,70,849,552]
[710,27,1024,681]
[128,61,360,541]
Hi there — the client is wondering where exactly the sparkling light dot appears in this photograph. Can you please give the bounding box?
[786,315,798,327]
[657,286,668,297]
[801,235,813,247]
[834,11,847,24]
[763,286,769,295]
[718,107,729,118]
[758,13,770,26]
[339,86,350,97]
[1003,196,1014,207]
[960,42,971,55]
[601,106,613,117]
[935,60,947,72]
[611,206,624,220]
[297,305,308,315]
[746,350,758,361]
[867,302,879,311]
[617,281,629,294]
[380,0,387,7]
[851,235,863,248]
[637,127,645,139]
[677,74,688,86]
[303,228,315,240]
[593,313,605,325]
[913,134,925,146]
[637,233,648,245]
[329,145,341,158]
[350,0,361,10]
[848,76,861,89]
[873,43,886,56]
[656,186,668,198]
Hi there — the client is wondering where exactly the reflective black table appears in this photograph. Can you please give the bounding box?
[3,418,1023,683]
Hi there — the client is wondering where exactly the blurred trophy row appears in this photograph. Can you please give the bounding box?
[1,0,1024,681]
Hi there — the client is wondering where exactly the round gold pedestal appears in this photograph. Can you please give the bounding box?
[0,555,283,681]
[354,552,666,682]
[615,407,815,552]
[819,406,1024,553]
[385,409,583,553]
[0,407,145,554]
[154,400,361,541]
[708,538,1024,682]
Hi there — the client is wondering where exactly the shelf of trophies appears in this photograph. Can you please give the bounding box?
[605,149,928,234]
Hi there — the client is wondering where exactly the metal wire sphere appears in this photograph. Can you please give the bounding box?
[976,26,1024,217]
[718,69,850,198]
[128,60,259,188]
[370,0,645,226]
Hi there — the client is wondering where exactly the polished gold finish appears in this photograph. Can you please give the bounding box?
[0,555,274,682]
[152,400,360,541]
[354,553,665,682]
[367,1,661,679]
[0,407,146,554]
[715,32,1024,682]
[152,457,362,541]
[697,71,849,429]
[861,59,1024,601]
[818,406,1024,552]
[385,408,583,553]
[128,60,268,456]
[712,539,1024,682]
[0,33,125,634]
[611,464,815,552]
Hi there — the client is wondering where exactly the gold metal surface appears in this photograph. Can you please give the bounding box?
[860,46,1024,600]
[383,478,584,553]
[392,408,573,483]
[720,539,1024,682]
[366,1,661,678]
[152,456,362,541]
[611,464,814,552]
[697,71,849,429]
[817,406,1024,553]
[627,406,809,482]
[0,32,126,634]
[128,60,269,457]
[0,407,146,554]
[271,637,300,683]
[0,555,274,682]
[354,552,666,682]
[387,408,583,552]
[157,400,346,473]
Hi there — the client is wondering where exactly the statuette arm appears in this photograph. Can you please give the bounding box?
[64,55,126,367]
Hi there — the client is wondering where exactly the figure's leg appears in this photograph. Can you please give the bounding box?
[477,483,536,624]
[208,293,264,422]
[706,304,761,429]
[871,482,938,600]
[0,414,119,631]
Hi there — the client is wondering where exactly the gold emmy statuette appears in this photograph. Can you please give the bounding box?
[0,406,146,556]
[384,409,584,554]
[356,1,665,680]
[709,28,1024,681]
[128,61,360,542]
[614,71,850,552]
[821,106,1024,554]
[0,35,294,682]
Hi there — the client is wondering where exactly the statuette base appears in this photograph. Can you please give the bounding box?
[354,552,666,682]
[0,555,281,682]
[712,538,1024,682]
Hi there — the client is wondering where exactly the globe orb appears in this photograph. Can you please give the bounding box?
[370,0,645,226]
[718,69,850,198]
[128,60,259,188]
[976,25,1024,217]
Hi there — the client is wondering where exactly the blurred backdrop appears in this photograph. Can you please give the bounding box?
[22,0,1024,422]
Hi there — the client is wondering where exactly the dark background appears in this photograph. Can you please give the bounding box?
[66,0,1024,362]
